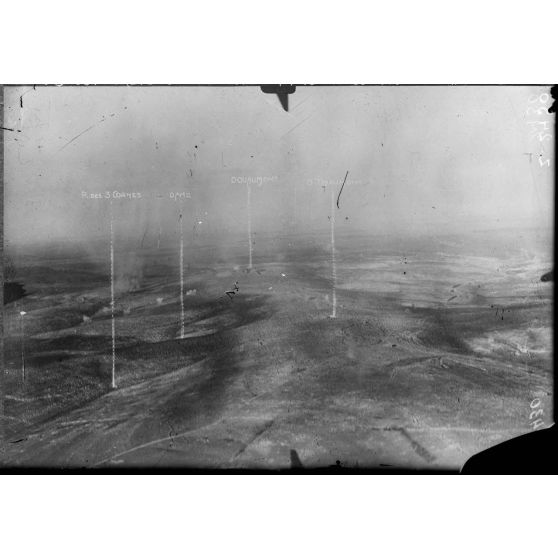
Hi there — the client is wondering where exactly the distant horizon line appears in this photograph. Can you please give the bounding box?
[5,222,553,253]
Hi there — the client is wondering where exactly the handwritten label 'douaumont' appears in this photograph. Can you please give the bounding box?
[230,176,278,186]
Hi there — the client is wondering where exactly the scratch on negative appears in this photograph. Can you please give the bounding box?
[58,117,108,152]
[336,170,349,209]
[280,115,312,139]
[58,124,98,152]
[232,419,274,460]
[92,417,227,466]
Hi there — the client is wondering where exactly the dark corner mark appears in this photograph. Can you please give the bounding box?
[461,425,557,473]
[336,170,349,209]
[260,85,296,112]
[548,85,558,114]
[540,270,553,282]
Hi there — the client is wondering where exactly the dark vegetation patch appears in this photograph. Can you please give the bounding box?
[3,288,273,440]
[4,282,26,304]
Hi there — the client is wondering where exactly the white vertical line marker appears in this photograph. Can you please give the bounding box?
[179,203,185,339]
[293,181,297,227]
[20,311,26,382]
[110,199,116,389]
[247,183,253,269]
[330,189,337,319]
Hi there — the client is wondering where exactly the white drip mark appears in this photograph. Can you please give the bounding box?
[179,205,185,339]
[330,189,337,318]
[247,184,253,269]
[110,199,116,389]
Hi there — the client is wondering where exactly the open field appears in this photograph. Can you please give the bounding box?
[1,228,553,469]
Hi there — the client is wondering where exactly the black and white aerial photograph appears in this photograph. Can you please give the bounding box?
[1,84,553,470]
[2,2,558,557]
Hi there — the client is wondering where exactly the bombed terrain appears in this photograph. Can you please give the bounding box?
[1,227,552,469]
[1,85,554,469]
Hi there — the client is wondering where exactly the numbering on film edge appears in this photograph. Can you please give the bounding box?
[529,398,545,431]
[526,89,553,168]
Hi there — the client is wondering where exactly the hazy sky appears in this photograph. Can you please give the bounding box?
[3,85,554,248]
